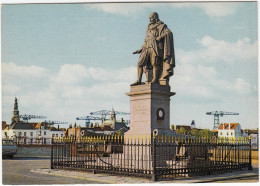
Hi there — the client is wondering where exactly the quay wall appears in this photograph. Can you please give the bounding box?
[16,145,51,158]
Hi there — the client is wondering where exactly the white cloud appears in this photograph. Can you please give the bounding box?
[233,78,251,94]
[197,3,238,17]
[173,63,218,98]
[54,64,88,84]
[2,62,48,78]
[54,64,136,84]
[2,84,21,94]
[179,36,257,65]
[198,36,257,63]
[1,62,135,123]
[172,36,256,99]
[85,3,155,16]
[172,2,239,17]
[85,2,239,17]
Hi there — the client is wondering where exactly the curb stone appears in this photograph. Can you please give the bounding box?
[31,169,154,184]
[31,168,259,184]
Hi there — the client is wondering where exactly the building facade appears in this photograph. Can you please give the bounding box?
[217,123,242,138]
[3,122,65,145]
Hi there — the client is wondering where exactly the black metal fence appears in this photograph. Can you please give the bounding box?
[51,135,252,181]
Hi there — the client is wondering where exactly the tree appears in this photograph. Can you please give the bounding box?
[190,129,199,136]
[176,127,187,134]
[199,129,212,138]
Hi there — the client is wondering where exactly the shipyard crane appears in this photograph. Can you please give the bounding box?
[44,120,68,125]
[19,114,47,122]
[90,109,130,120]
[76,116,102,127]
[206,111,239,130]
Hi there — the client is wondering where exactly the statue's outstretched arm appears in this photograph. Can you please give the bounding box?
[133,49,143,54]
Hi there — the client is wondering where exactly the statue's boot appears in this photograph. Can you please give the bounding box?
[131,81,142,86]
[151,67,159,84]
[131,68,145,86]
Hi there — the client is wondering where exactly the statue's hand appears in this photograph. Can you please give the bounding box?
[133,49,142,54]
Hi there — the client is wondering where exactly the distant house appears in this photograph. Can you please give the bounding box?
[3,121,65,145]
[217,123,242,138]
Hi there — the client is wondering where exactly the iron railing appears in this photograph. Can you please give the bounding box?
[51,135,252,181]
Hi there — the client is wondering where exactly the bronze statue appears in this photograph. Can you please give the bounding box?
[131,12,175,86]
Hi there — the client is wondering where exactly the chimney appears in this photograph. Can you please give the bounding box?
[229,123,231,130]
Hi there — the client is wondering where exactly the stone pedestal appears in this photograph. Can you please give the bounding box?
[125,83,175,137]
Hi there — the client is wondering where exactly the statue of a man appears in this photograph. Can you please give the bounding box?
[131,12,175,86]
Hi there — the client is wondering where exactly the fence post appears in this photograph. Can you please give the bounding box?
[151,132,157,181]
[51,137,54,169]
[248,136,253,170]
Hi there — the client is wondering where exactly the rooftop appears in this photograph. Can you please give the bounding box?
[218,123,239,130]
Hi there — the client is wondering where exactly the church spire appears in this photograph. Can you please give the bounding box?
[110,108,116,122]
[11,97,20,123]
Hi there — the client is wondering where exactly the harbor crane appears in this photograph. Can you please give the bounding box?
[44,120,68,125]
[206,111,239,130]
[76,116,102,127]
[19,114,47,122]
[90,109,130,120]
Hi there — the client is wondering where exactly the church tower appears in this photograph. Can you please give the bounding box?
[191,120,196,129]
[110,109,116,122]
[11,97,20,123]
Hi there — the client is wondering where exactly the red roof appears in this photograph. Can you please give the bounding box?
[35,122,43,129]
[218,123,239,130]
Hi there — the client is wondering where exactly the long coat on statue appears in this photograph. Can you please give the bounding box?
[156,22,175,80]
[142,21,175,81]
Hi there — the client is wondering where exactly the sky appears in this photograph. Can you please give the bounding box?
[1,1,258,130]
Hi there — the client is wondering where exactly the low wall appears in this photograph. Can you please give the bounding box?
[16,145,51,158]
[252,150,259,160]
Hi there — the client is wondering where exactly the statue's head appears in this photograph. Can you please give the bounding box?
[149,12,159,24]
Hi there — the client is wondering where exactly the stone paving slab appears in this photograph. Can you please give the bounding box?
[31,169,154,184]
[31,168,259,184]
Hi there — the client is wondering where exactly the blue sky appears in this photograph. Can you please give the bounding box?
[1,2,258,130]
